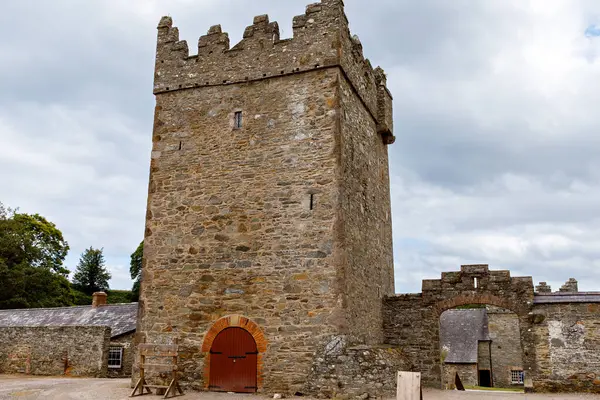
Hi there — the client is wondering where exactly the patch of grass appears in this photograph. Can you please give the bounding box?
[464,385,524,393]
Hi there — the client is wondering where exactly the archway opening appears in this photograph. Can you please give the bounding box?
[439,304,524,391]
[209,327,257,393]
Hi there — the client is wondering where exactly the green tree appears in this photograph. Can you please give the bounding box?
[130,241,143,301]
[107,290,133,304]
[0,202,73,309]
[72,247,111,295]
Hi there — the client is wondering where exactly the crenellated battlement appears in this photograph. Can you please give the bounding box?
[154,0,394,143]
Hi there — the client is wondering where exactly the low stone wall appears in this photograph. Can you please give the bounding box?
[442,364,477,389]
[0,326,110,377]
[304,335,407,398]
[531,303,600,393]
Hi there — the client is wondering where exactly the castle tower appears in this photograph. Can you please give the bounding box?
[137,0,395,394]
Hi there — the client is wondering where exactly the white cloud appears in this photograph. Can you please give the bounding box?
[2,0,600,294]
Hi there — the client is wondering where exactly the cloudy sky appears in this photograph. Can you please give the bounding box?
[1,0,600,293]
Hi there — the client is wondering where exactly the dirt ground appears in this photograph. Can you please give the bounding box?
[0,376,599,400]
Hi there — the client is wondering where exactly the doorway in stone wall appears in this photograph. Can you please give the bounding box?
[439,305,523,390]
[209,327,257,393]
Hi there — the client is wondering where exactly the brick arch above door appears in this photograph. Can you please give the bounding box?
[201,315,267,391]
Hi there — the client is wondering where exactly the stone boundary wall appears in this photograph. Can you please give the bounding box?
[383,265,535,388]
[0,326,110,377]
[383,265,600,393]
[304,335,407,398]
[531,302,600,393]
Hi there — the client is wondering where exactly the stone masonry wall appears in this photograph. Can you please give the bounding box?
[141,69,342,393]
[138,0,394,395]
[487,308,523,387]
[383,265,535,388]
[153,0,393,143]
[531,303,600,393]
[107,331,135,378]
[0,326,110,377]
[442,364,477,389]
[338,66,394,345]
[477,341,491,372]
[305,336,407,398]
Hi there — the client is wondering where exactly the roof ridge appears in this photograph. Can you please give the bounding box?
[0,302,138,313]
[0,305,91,312]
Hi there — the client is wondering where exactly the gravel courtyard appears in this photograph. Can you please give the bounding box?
[0,376,599,400]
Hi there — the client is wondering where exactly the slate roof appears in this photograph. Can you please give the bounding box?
[439,308,489,364]
[0,303,138,338]
[534,292,600,304]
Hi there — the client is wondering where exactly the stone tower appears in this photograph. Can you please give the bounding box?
[137,0,395,394]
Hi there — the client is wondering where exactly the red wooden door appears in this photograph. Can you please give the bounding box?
[209,327,258,393]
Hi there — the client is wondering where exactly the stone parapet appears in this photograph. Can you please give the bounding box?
[153,0,394,143]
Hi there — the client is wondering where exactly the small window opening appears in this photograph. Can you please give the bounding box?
[234,111,243,129]
[309,194,314,210]
[511,370,524,384]
[474,277,478,288]
[178,141,182,151]
[108,347,123,369]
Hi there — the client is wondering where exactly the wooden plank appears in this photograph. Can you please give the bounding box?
[164,380,175,400]
[143,385,170,389]
[130,378,152,397]
[141,363,178,372]
[139,344,178,357]
[396,371,421,400]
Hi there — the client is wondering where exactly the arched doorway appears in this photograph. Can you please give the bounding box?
[209,327,257,393]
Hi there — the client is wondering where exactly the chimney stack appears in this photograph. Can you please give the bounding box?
[92,292,107,308]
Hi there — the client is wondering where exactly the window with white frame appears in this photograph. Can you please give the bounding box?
[511,369,524,384]
[108,347,123,369]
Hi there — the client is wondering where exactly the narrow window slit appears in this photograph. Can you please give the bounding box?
[309,194,314,210]
[178,141,182,151]
[234,111,243,129]
[474,277,478,289]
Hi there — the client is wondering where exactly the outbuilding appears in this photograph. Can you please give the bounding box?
[0,292,137,378]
